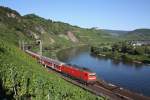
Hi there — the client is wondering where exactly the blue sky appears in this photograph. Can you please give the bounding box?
[0,0,150,30]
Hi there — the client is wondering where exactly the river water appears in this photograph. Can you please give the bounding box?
[57,46,150,96]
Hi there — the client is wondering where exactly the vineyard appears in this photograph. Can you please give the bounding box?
[0,40,105,100]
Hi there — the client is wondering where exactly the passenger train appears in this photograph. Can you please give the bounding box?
[25,50,97,84]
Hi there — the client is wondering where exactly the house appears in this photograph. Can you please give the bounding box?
[129,40,150,46]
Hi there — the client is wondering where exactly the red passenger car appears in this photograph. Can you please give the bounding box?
[41,56,64,72]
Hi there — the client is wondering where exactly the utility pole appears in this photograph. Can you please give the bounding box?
[19,40,21,49]
[36,39,42,57]
[19,40,25,51]
[22,40,25,51]
[47,93,50,100]
[39,40,42,57]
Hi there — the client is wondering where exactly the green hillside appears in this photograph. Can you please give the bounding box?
[0,6,117,57]
[0,6,106,100]
[22,14,116,49]
[102,29,150,40]
[102,29,129,36]
[120,29,150,40]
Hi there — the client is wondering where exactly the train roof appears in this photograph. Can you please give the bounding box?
[66,63,94,73]
[42,56,94,73]
[41,56,65,65]
[25,50,40,57]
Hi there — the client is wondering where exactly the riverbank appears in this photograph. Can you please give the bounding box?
[90,43,150,65]
[92,52,150,65]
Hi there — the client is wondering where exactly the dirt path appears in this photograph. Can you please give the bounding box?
[67,31,79,43]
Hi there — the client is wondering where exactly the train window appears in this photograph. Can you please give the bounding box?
[54,64,59,68]
[90,74,95,76]
[89,73,96,76]
[57,65,59,68]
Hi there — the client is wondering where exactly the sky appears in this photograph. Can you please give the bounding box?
[0,0,150,30]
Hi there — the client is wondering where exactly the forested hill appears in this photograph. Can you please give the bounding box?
[102,29,129,36]
[102,29,150,40]
[121,29,150,40]
[0,6,115,50]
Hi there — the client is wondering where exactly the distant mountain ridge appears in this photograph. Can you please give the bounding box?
[121,29,150,40]
[102,29,129,36]
[102,29,150,40]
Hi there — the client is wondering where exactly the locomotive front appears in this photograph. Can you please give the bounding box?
[86,72,97,84]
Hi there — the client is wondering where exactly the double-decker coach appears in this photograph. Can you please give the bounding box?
[41,56,64,72]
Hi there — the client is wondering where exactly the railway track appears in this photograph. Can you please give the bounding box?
[94,80,150,100]
[46,67,150,100]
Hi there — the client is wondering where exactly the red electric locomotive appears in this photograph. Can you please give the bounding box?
[61,64,96,83]
[25,50,97,84]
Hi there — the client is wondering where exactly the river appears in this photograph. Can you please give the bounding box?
[57,46,150,96]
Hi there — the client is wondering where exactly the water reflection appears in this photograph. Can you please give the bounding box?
[57,46,89,62]
[90,53,145,69]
